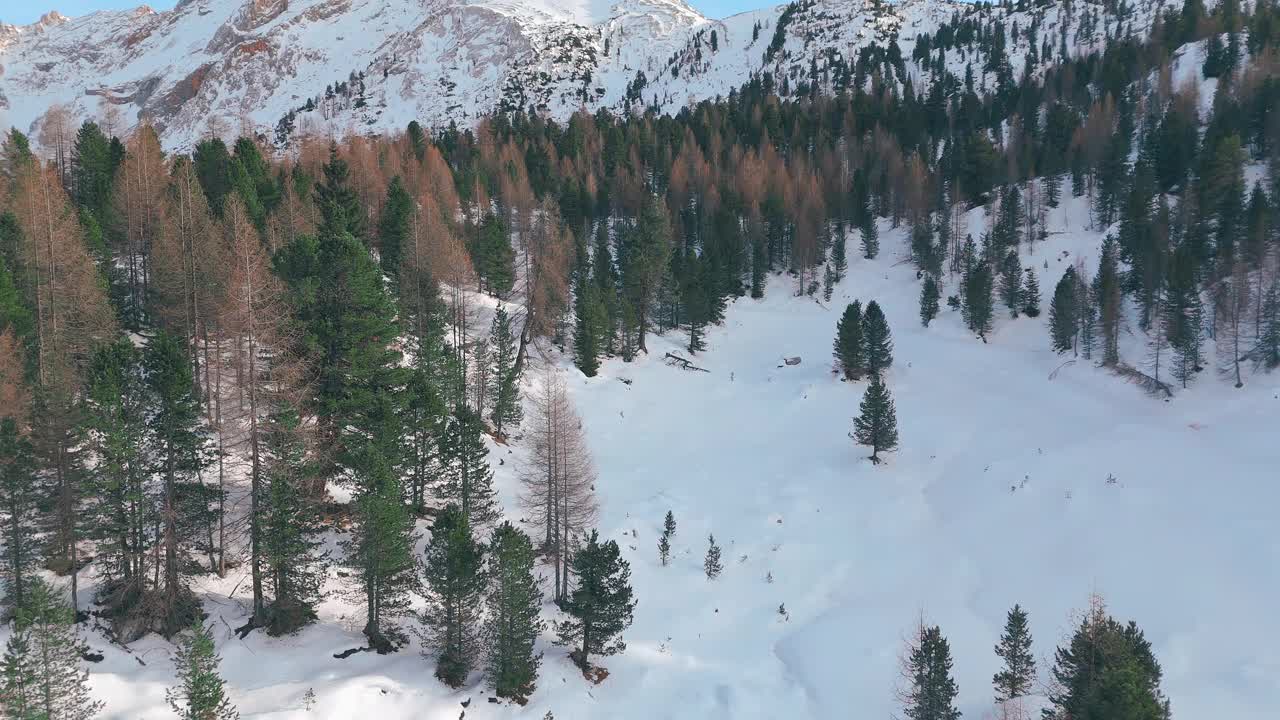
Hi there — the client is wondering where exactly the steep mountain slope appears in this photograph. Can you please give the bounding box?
[18,196,1277,720]
[0,0,1182,151]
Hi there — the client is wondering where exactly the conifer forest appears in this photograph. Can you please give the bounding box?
[0,0,1278,716]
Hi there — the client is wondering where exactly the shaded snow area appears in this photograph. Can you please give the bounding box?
[10,193,1280,718]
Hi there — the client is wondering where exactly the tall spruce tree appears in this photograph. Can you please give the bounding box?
[834,301,864,379]
[145,331,210,638]
[861,301,893,375]
[658,533,671,566]
[378,176,411,279]
[489,306,523,437]
[1049,267,1079,354]
[993,604,1036,703]
[620,197,673,355]
[259,405,326,635]
[861,216,879,260]
[422,504,486,688]
[853,374,899,463]
[1021,268,1041,318]
[962,259,995,340]
[166,621,239,720]
[555,530,636,669]
[920,275,941,327]
[0,418,40,619]
[484,522,544,702]
[0,626,39,718]
[437,406,501,529]
[999,251,1023,318]
[663,510,677,538]
[903,625,961,720]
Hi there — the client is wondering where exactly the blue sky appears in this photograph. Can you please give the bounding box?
[3,0,764,25]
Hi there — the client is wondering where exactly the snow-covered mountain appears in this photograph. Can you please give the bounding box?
[0,0,1174,151]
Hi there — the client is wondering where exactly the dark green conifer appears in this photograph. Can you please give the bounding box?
[166,621,239,720]
[903,625,961,720]
[422,505,486,688]
[920,275,941,327]
[833,301,864,379]
[993,604,1036,703]
[1047,598,1170,720]
[861,301,893,375]
[853,374,899,464]
[484,522,544,701]
[962,259,995,340]
[437,406,501,529]
[1021,268,1041,318]
[1049,268,1079,354]
[555,531,636,669]
[378,176,411,279]
[489,306,523,436]
[704,534,722,579]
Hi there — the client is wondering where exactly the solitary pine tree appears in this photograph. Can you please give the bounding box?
[903,624,961,720]
[853,374,899,463]
[1021,268,1041,318]
[834,301,864,379]
[556,531,636,669]
[920,275,941,327]
[663,510,677,538]
[704,535,723,579]
[861,301,893,375]
[6,583,102,720]
[993,604,1036,703]
[962,260,995,340]
[438,406,501,529]
[166,621,239,720]
[861,216,879,259]
[489,306,523,437]
[422,504,486,688]
[658,533,671,566]
[484,522,544,702]
[1049,267,1079,354]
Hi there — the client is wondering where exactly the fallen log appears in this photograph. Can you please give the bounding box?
[664,352,709,372]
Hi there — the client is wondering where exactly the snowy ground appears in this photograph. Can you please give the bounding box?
[14,193,1280,718]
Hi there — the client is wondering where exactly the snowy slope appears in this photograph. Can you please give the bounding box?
[0,0,1187,151]
[15,193,1277,719]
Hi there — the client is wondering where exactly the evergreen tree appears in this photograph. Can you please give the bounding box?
[658,533,671,566]
[484,522,544,701]
[260,405,326,635]
[1021,268,1041,318]
[437,406,501,529]
[314,142,364,241]
[999,251,1023,317]
[704,534,722,579]
[422,504,486,688]
[903,625,961,720]
[471,214,516,297]
[1046,598,1170,720]
[861,301,893,375]
[0,418,39,619]
[993,604,1036,703]
[962,259,995,340]
[620,197,674,355]
[1095,235,1124,365]
[1253,277,1280,370]
[0,628,38,719]
[861,216,879,260]
[920,274,941,327]
[145,332,210,638]
[831,228,848,281]
[8,583,103,720]
[1049,268,1079,354]
[378,176,411,279]
[833,301,864,379]
[822,264,835,303]
[663,510,676,538]
[166,621,239,720]
[489,306,523,437]
[853,374,899,463]
[555,531,636,669]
